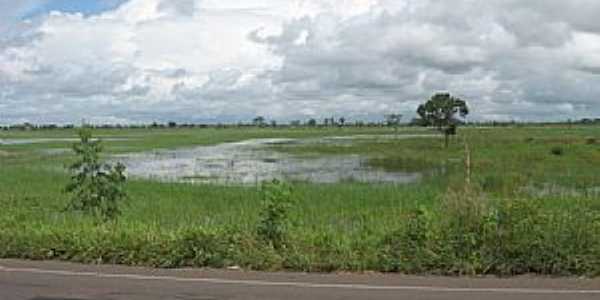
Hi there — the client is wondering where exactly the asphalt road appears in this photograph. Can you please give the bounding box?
[2,259,600,300]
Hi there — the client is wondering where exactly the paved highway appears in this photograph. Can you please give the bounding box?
[2,259,600,300]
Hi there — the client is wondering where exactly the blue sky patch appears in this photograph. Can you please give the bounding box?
[26,0,126,17]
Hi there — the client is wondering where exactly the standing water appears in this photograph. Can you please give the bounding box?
[115,138,423,185]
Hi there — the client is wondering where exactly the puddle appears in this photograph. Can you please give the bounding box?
[115,137,424,185]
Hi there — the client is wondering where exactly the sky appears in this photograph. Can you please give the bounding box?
[1,0,600,124]
[24,0,126,17]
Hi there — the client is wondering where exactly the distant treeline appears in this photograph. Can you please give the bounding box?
[1,117,600,131]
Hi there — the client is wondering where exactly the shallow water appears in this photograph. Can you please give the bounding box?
[115,137,424,185]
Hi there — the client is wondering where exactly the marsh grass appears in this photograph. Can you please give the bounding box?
[1,126,600,274]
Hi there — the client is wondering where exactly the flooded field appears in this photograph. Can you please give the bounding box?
[116,136,427,185]
[2,126,599,276]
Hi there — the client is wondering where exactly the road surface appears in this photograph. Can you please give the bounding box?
[1,259,600,300]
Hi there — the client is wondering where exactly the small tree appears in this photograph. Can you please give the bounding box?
[323,117,336,127]
[252,116,266,127]
[385,114,403,133]
[65,129,127,221]
[417,93,469,148]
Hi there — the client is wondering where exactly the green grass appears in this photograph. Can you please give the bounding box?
[1,126,600,275]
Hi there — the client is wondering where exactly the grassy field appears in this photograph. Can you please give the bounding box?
[1,126,600,275]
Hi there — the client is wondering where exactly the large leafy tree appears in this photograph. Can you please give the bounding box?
[417,93,469,148]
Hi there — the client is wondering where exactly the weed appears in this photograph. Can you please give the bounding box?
[379,206,440,273]
[257,179,295,249]
[65,129,127,221]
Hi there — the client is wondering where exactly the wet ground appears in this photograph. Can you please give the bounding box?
[115,136,432,185]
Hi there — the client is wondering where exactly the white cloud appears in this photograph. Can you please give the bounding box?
[1,0,600,124]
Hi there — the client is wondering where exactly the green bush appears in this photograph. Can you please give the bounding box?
[550,146,564,156]
[65,129,127,221]
[378,194,600,276]
[257,179,295,249]
[379,206,441,273]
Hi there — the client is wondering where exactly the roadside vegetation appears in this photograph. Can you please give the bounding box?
[65,129,127,221]
[1,122,600,276]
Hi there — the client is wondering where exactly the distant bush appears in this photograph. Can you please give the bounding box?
[479,173,528,194]
[586,138,597,145]
[550,146,564,156]
[480,175,504,192]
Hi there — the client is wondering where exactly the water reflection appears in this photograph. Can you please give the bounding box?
[115,138,423,185]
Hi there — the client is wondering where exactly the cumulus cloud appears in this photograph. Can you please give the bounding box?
[0,0,599,124]
[157,0,196,17]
